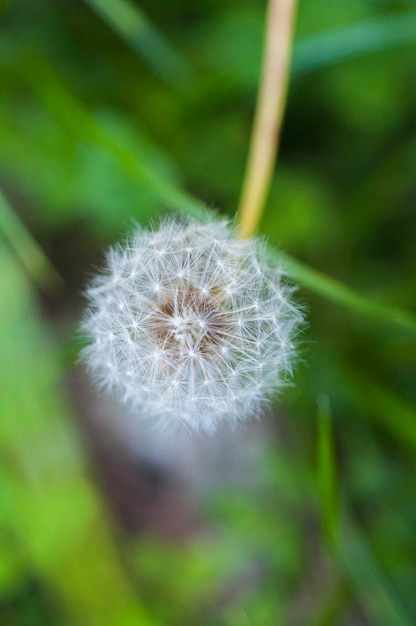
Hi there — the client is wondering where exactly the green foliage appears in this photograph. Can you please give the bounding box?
[0,0,416,624]
[0,242,151,625]
[84,0,195,89]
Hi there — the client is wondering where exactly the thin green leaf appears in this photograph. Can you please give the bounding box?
[0,186,62,291]
[368,386,416,451]
[0,241,152,625]
[338,513,413,626]
[317,394,338,546]
[293,13,416,75]
[10,47,204,221]
[275,250,416,332]
[312,405,413,625]
[83,0,194,89]
[349,379,416,454]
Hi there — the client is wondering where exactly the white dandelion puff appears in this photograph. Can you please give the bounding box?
[80,216,304,433]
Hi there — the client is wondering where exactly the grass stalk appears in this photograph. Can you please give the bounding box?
[237,0,297,238]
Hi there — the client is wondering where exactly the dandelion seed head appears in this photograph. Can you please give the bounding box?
[80,216,303,433]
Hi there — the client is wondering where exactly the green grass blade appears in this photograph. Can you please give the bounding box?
[348,379,416,454]
[317,394,338,547]
[10,47,205,220]
[83,0,194,89]
[0,240,152,625]
[368,386,416,450]
[317,395,412,626]
[314,408,413,626]
[338,513,413,626]
[313,400,413,625]
[0,186,62,291]
[293,13,416,75]
[275,250,416,332]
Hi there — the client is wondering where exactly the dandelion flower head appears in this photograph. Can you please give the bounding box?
[81,216,303,432]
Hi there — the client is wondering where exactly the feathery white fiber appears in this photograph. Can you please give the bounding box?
[81,216,303,433]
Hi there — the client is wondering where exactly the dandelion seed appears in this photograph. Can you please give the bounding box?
[80,216,303,432]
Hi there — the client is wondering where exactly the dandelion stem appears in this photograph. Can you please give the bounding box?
[237,0,297,238]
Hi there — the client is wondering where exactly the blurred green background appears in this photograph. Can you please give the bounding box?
[1,0,416,624]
